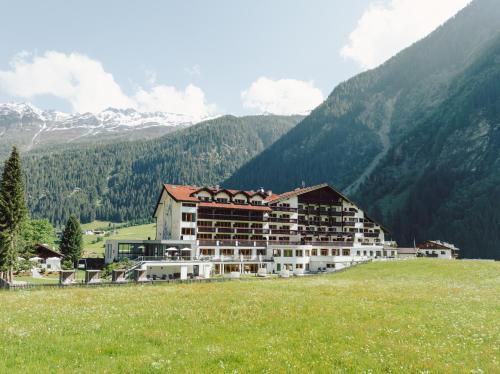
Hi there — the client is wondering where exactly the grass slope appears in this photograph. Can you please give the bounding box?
[82,222,156,257]
[1,260,499,372]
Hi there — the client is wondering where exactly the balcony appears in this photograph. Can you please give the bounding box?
[270,230,298,235]
[268,217,298,223]
[198,213,264,222]
[364,233,380,238]
[270,206,298,212]
[343,221,356,227]
[217,228,235,233]
[198,227,216,233]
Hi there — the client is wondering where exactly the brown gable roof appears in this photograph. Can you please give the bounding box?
[267,183,329,203]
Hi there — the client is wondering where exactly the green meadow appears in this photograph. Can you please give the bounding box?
[1,259,499,373]
[81,222,156,257]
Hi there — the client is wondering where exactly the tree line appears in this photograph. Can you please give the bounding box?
[0,147,83,282]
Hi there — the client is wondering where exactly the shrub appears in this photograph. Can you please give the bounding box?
[61,259,74,270]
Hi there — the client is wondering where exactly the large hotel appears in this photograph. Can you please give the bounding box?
[105,183,393,278]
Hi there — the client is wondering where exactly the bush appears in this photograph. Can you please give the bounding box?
[61,259,74,270]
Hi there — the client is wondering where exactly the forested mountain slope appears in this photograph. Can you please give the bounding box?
[23,115,302,225]
[226,0,500,259]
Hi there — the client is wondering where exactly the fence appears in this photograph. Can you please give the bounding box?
[1,259,374,291]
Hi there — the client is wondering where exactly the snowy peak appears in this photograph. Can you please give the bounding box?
[0,102,197,128]
[0,102,200,156]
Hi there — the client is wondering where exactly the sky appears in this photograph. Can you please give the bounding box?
[0,0,472,120]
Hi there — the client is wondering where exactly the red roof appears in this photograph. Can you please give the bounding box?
[198,201,271,212]
[164,184,200,202]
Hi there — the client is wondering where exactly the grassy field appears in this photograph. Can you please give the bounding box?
[1,259,499,373]
[82,222,156,257]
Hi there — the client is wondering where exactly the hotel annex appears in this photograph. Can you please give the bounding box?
[105,183,393,279]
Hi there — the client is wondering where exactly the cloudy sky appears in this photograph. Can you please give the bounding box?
[0,0,471,120]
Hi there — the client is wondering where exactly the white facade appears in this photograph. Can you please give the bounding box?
[106,183,393,277]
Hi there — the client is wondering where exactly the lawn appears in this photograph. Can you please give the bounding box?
[0,259,498,373]
[82,222,156,257]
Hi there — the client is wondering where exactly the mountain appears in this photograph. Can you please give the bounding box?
[22,114,303,225]
[225,0,500,259]
[0,103,196,158]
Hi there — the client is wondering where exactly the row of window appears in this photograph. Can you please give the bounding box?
[273,248,351,257]
[200,248,266,256]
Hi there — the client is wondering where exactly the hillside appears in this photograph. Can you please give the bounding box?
[2,260,499,372]
[23,114,302,225]
[226,0,500,259]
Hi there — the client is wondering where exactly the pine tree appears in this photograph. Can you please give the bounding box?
[0,147,27,282]
[59,215,83,265]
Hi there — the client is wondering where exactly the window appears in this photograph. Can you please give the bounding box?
[326,263,335,268]
[296,264,303,269]
[311,249,317,256]
[283,250,293,257]
[276,264,281,271]
[321,249,328,256]
[343,249,350,256]
[233,222,249,228]
[201,248,215,255]
[216,198,229,203]
[182,203,196,207]
[305,250,310,257]
[441,251,445,255]
[198,221,211,227]
[182,213,195,222]
[234,199,246,205]
[257,249,266,256]
[181,228,195,236]
[296,250,303,257]
[221,249,234,256]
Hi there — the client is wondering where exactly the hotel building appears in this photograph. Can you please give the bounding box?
[105,183,393,278]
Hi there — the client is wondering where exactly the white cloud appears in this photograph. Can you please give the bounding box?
[341,0,472,69]
[241,77,324,115]
[134,84,216,118]
[0,51,216,121]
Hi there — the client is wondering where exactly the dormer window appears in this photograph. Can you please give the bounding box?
[234,199,246,205]
[200,196,211,202]
[216,198,229,203]
[252,200,262,205]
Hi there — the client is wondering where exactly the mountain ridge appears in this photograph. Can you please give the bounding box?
[225,0,500,259]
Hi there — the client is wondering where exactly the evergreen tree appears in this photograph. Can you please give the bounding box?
[0,147,27,282]
[59,215,83,265]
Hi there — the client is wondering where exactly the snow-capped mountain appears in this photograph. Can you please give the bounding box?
[0,103,199,157]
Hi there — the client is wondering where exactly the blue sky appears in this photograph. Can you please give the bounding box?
[0,0,471,119]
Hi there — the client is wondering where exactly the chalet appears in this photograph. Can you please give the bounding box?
[417,240,459,259]
[30,244,64,271]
